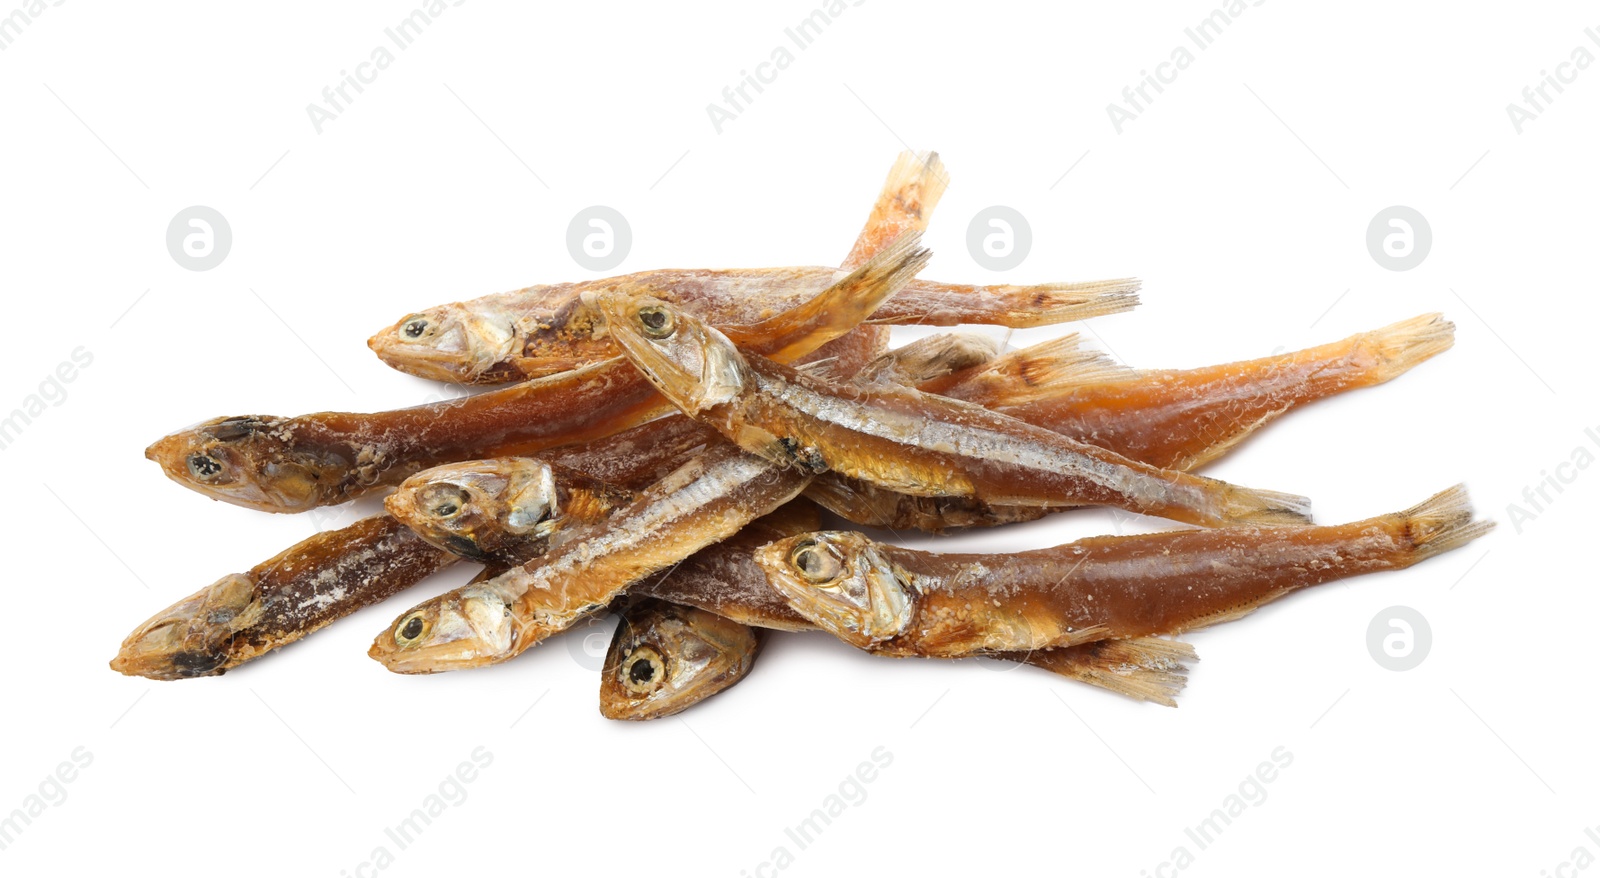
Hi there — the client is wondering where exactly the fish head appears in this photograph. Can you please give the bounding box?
[369,583,519,673]
[386,458,560,560]
[109,573,259,680]
[144,416,340,513]
[756,531,913,648]
[586,290,746,414]
[367,301,519,384]
[599,600,761,721]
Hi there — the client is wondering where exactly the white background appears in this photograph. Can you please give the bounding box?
[2,2,1596,876]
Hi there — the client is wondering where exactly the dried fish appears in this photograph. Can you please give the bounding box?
[145,233,929,513]
[809,315,1455,531]
[539,330,1011,492]
[969,313,1456,471]
[593,293,1310,528]
[419,476,1195,708]
[110,515,457,680]
[368,443,811,673]
[369,152,1136,384]
[758,486,1491,656]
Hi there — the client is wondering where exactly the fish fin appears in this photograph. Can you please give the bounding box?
[730,232,931,362]
[851,332,1003,386]
[1214,482,1314,526]
[944,334,1138,406]
[1166,407,1291,472]
[1359,313,1455,383]
[1395,484,1495,560]
[1026,637,1197,707]
[841,151,948,270]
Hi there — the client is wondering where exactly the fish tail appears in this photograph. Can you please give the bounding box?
[841,150,948,270]
[1390,484,1495,562]
[1023,637,1198,707]
[835,231,932,326]
[745,231,930,364]
[999,279,1143,327]
[1358,313,1455,384]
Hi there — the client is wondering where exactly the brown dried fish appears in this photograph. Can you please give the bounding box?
[593,293,1311,528]
[809,315,1455,531]
[144,233,929,514]
[368,443,811,673]
[368,152,1136,384]
[758,486,1491,656]
[110,515,457,680]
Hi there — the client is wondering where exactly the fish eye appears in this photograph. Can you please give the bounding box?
[418,484,471,520]
[401,317,430,339]
[638,306,675,339]
[621,646,665,694]
[790,539,843,585]
[396,613,428,645]
[187,453,224,480]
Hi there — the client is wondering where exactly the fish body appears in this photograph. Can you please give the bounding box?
[988,313,1456,471]
[111,515,457,679]
[594,293,1310,528]
[758,486,1492,657]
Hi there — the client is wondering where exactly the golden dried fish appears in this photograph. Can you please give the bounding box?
[809,315,1455,531]
[592,293,1310,528]
[368,443,811,673]
[422,468,1195,708]
[758,486,1491,656]
[964,313,1456,471]
[112,454,642,680]
[144,234,929,514]
[110,515,457,680]
[540,331,1010,492]
[369,152,1136,384]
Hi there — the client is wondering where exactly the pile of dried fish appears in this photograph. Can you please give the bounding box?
[114,152,1490,718]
